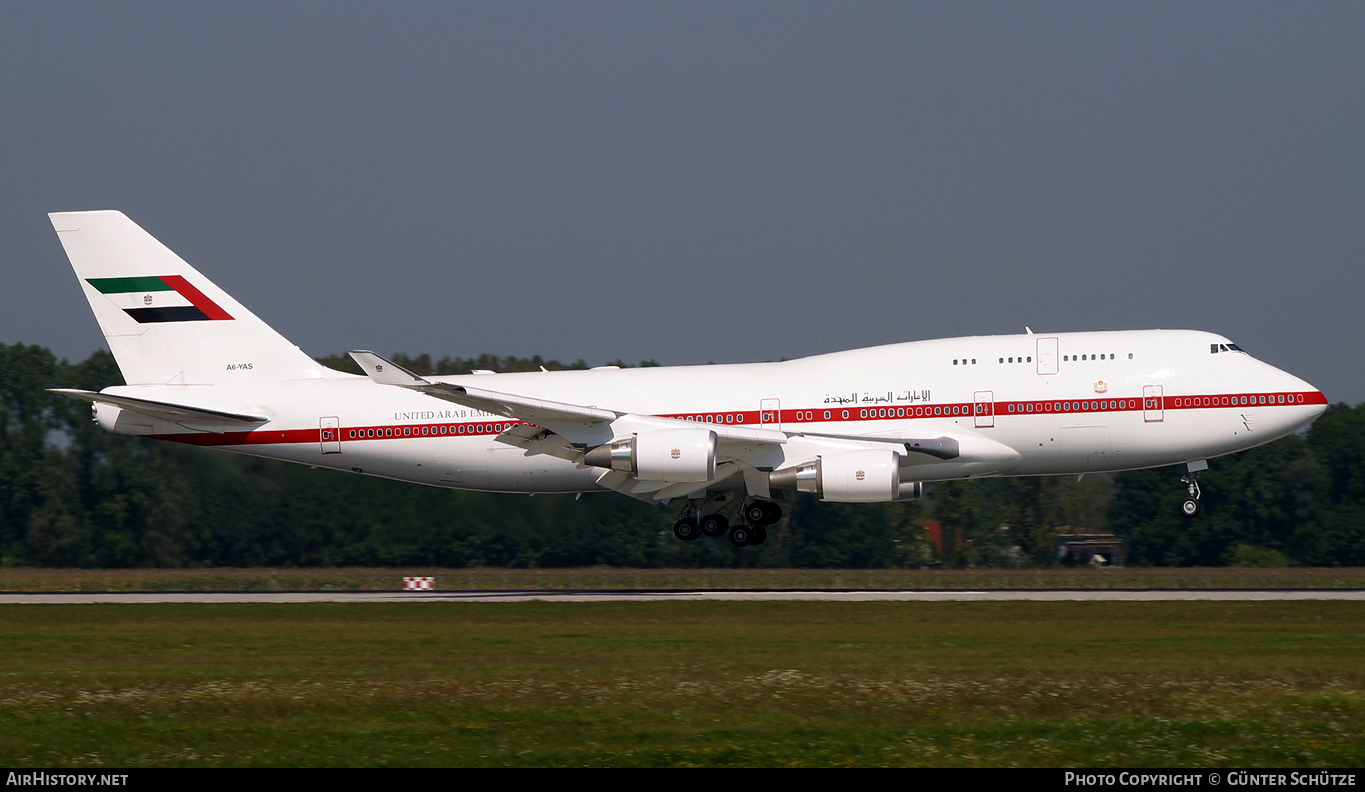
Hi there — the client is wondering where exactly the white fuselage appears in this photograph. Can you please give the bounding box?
[101,329,1326,495]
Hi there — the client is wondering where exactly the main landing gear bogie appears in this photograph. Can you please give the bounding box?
[676,498,782,547]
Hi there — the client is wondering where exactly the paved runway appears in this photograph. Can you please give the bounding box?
[2,589,1363,604]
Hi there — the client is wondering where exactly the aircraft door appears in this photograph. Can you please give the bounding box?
[974,391,994,428]
[320,416,342,454]
[760,399,781,429]
[1143,385,1164,422]
[1036,337,1059,375]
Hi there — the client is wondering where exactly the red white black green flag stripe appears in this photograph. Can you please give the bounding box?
[86,276,234,323]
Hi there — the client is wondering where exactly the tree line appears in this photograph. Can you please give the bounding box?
[2,342,1362,569]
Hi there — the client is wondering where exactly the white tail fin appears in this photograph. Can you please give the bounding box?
[50,211,329,385]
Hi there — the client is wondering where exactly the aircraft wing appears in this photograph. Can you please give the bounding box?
[49,388,270,431]
[346,350,987,502]
[349,350,790,502]
[347,350,786,446]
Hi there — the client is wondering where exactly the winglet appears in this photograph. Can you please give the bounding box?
[348,350,429,386]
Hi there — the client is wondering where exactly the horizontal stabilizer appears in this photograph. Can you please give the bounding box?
[49,388,269,428]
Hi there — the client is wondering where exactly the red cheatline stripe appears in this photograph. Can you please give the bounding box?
[156,390,1326,448]
[159,275,234,321]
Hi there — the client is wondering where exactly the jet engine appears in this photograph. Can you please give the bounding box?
[584,428,717,482]
[769,449,922,502]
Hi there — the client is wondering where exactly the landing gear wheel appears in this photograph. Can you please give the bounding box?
[1179,471,1203,519]
[744,501,782,527]
[729,525,752,547]
[700,514,729,537]
[749,526,768,546]
[674,518,701,541]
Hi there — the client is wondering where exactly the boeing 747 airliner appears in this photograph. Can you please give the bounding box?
[49,211,1327,546]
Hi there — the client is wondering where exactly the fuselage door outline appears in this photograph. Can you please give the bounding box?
[320,416,342,454]
[1143,385,1164,423]
[1036,337,1059,375]
[974,390,995,428]
[760,398,781,429]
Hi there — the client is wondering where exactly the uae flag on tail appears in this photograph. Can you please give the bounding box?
[86,276,234,323]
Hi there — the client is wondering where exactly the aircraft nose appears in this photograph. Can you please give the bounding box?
[1268,365,1328,429]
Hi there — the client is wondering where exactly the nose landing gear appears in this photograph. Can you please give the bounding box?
[1179,460,1207,518]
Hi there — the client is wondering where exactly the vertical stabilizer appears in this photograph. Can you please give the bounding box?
[50,211,328,385]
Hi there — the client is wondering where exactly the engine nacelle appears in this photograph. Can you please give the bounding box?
[770,449,922,502]
[584,428,717,482]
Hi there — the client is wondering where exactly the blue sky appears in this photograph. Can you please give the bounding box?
[4,2,1362,402]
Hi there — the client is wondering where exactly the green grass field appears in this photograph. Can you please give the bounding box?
[0,601,1361,767]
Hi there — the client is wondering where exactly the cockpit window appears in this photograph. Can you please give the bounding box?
[1210,343,1247,354]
